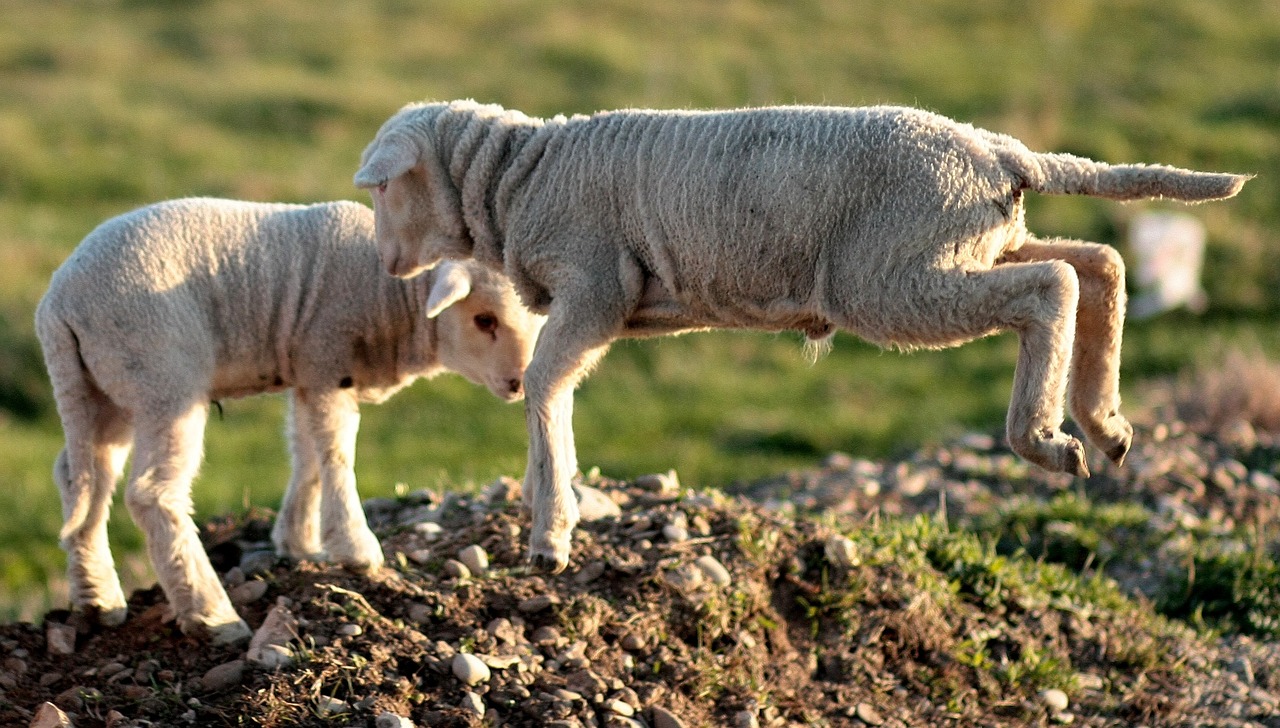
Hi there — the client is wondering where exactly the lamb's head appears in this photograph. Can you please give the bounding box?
[425,260,545,402]
[355,102,470,278]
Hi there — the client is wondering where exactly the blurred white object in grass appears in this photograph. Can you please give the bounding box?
[1129,212,1208,319]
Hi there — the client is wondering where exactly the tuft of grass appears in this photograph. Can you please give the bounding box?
[1159,541,1280,639]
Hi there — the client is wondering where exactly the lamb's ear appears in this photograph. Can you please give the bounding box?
[354,135,418,189]
[424,262,472,318]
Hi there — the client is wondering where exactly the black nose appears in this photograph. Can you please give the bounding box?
[507,378,523,395]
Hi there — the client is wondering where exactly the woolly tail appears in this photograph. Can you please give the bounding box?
[992,139,1251,202]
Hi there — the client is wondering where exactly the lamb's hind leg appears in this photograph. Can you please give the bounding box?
[1002,238,1132,466]
[843,260,1086,476]
[56,390,132,627]
[125,401,250,644]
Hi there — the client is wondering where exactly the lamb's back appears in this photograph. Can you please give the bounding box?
[515,106,1012,322]
[44,199,393,400]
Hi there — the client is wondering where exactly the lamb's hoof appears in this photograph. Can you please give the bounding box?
[71,602,128,630]
[528,550,569,575]
[208,618,253,646]
[1062,440,1090,478]
[1011,430,1089,478]
[1103,419,1133,467]
[1106,439,1131,467]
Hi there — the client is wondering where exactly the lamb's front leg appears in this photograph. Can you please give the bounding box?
[523,301,616,573]
[296,388,384,571]
[272,392,325,561]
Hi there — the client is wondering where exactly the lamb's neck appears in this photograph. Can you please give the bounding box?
[439,108,549,270]
[383,271,442,379]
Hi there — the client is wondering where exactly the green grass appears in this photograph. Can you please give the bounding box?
[1,0,1278,618]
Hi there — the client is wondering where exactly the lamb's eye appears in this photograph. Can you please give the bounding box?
[474,313,498,334]
[376,180,388,194]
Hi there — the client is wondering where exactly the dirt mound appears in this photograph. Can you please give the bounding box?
[4,426,1280,727]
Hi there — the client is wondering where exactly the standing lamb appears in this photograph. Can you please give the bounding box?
[353,99,1251,573]
[36,197,545,643]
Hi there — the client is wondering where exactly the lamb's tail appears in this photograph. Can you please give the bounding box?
[992,139,1251,202]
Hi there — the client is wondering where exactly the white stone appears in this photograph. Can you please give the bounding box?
[452,653,491,686]
[45,623,76,656]
[606,698,636,716]
[693,555,732,587]
[823,535,860,568]
[457,545,489,574]
[247,604,297,669]
[316,695,349,716]
[29,702,72,728]
[574,484,622,522]
[1040,688,1069,712]
[443,559,471,579]
[375,710,415,728]
[460,691,486,716]
[413,521,443,540]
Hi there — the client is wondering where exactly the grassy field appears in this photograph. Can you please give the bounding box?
[0,0,1277,619]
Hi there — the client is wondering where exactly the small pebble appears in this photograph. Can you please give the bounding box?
[458,545,489,574]
[249,643,294,671]
[239,550,277,576]
[650,705,687,728]
[620,633,645,651]
[518,594,559,613]
[693,555,732,587]
[443,559,472,579]
[487,617,518,644]
[453,653,491,686]
[45,622,76,656]
[855,702,885,726]
[317,696,349,716]
[413,521,444,540]
[229,579,269,605]
[662,524,689,542]
[532,626,562,645]
[197,660,246,692]
[634,470,680,495]
[1040,689,1069,712]
[460,690,486,716]
[824,534,860,568]
[574,561,607,584]
[223,566,246,587]
[607,699,636,717]
[407,603,434,624]
[336,623,363,637]
[663,563,704,593]
[375,712,415,728]
[575,483,623,522]
[29,702,72,728]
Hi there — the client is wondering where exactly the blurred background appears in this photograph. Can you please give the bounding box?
[0,0,1276,620]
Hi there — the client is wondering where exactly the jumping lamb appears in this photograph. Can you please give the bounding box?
[36,197,545,643]
[353,99,1250,573]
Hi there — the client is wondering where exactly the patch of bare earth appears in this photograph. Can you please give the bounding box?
[7,384,1280,726]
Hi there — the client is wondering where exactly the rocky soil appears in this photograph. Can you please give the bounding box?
[5,407,1280,726]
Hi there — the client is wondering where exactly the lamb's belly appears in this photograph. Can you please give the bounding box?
[209,357,287,399]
